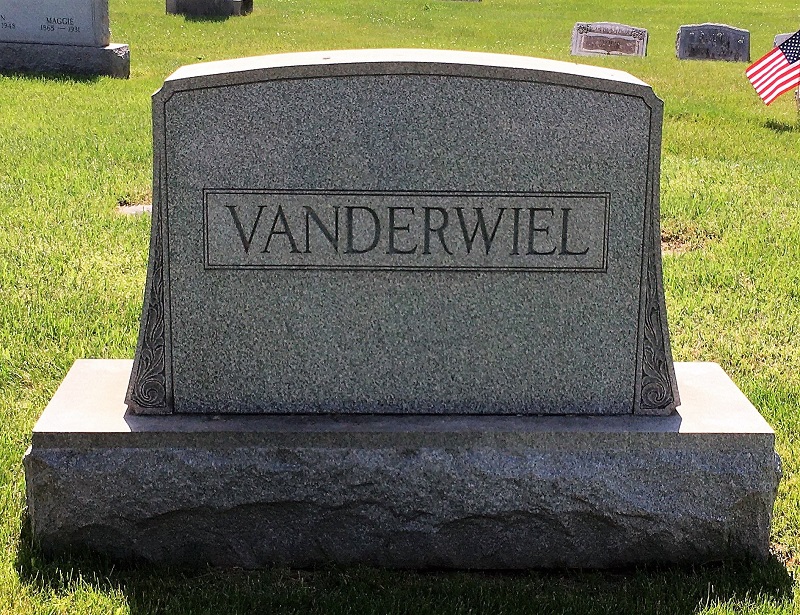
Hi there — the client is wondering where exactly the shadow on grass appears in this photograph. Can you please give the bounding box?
[0,70,101,83]
[764,119,800,133]
[15,515,796,615]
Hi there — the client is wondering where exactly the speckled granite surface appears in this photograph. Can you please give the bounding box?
[127,50,678,416]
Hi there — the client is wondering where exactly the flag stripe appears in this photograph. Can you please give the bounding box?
[750,54,787,84]
[759,63,800,93]
[746,48,782,77]
[758,65,800,95]
[764,75,800,105]
[763,74,800,104]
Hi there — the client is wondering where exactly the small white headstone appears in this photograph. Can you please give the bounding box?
[0,0,110,47]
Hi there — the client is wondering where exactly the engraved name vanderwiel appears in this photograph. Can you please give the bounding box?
[204,191,609,271]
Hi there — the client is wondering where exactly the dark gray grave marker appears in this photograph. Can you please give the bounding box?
[676,23,750,61]
[126,50,677,417]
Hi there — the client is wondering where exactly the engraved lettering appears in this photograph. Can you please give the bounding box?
[47,17,75,25]
[206,192,607,271]
[559,208,589,255]
[262,205,300,253]
[527,208,556,255]
[226,204,267,253]
[387,207,417,255]
[345,206,381,254]
[423,207,452,255]
[304,205,339,253]
[510,207,521,255]
[455,207,506,255]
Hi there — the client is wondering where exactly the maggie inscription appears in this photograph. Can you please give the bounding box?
[205,191,608,271]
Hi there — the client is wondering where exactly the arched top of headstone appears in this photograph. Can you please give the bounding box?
[161,48,653,99]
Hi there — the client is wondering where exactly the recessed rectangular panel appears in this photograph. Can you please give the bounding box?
[204,190,609,272]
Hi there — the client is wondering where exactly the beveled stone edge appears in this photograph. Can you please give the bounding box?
[158,49,654,106]
[44,360,773,450]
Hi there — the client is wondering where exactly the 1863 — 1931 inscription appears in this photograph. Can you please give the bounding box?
[127,49,679,417]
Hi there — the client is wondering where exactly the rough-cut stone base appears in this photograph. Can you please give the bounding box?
[24,360,780,569]
[166,0,252,17]
[0,42,130,79]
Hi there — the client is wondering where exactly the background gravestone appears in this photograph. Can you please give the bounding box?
[167,0,253,17]
[0,0,129,78]
[24,50,780,569]
[571,22,648,57]
[676,23,750,61]
[772,33,800,108]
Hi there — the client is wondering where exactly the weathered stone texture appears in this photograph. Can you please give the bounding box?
[0,0,110,47]
[571,22,648,57]
[676,24,750,61]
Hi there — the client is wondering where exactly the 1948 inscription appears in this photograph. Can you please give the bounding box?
[204,190,609,271]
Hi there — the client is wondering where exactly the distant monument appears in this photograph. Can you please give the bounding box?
[167,0,253,17]
[24,50,779,568]
[676,23,750,61]
[571,22,648,57]
[0,0,129,78]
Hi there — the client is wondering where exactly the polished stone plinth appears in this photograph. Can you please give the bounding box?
[24,360,779,568]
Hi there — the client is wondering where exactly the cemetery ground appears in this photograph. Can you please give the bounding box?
[1,0,799,612]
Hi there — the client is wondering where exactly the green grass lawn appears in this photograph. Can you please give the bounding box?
[2,0,800,613]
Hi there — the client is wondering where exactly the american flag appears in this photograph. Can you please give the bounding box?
[746,30,800,105]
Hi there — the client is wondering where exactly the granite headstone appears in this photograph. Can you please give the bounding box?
[24,50,780,569]
[0,0,129,77]
[774,32,795,47]
[571,22,648,57]
[0,0,109,46]
[126,49,678,417]
[676,23,750,61]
